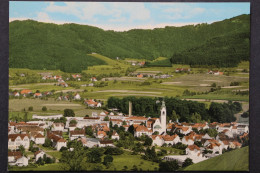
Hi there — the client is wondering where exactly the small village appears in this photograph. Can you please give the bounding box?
[8,96,249,170]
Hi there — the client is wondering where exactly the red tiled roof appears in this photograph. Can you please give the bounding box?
[8,134,29,142]
[187,144,200,151]
[97,131,106,136]
[125,116,148,121]
[135,125,149,132]
[21,89,32,94]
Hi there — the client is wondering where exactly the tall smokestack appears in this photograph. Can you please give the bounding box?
[129,101,132,117]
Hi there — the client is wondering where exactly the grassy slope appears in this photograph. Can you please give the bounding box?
[184,146,249,171]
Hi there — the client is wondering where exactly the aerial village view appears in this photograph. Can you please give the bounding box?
[8,2,249,171]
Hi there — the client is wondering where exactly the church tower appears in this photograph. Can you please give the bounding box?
[160,100,167,134]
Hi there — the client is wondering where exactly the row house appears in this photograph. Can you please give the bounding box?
[8,134,30,150]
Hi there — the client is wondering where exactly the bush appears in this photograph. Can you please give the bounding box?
[159,160,180,171]
[64,109,75,117]
[28,106,33,111]
[42,106,47,111]
[182,158,193,168]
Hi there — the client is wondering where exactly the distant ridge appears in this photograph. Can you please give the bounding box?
[9,14,249,72]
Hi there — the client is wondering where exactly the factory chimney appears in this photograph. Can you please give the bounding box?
[129,101,132,117]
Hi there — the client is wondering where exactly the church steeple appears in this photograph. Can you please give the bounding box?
[160,100,167,134]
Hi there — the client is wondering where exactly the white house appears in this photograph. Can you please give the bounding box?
[34,93,42,98]
[15,156,29,167]
[8,134,30,150]
[182,135,195,145]
[163,134,181,145]
[237,125,249,134]
[134,125,152,137]
[52,123,64,131]
[151,135,164,146]
[111,131,120,140]
[178,126,192,135]
[8,151,22,163]
[97,131,107,139]
[202,133,212,140]
[99,140,114,147]
[34,133,45,145]
[185,145,201,156]
[74,93,81,100]
[13,92,20,97]
[34,150,45,161]
[206,143,222,154]
[48,133,67,151]
[69,129,85,140]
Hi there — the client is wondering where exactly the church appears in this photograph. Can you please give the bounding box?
[151,101,167,135]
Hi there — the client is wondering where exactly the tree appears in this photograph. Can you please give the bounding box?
[104,116,109,121]
[159,160,180,171]
[23,112,28,122]
[172,110,180,122]
[70,120,77,125]
[85,126,93,137]
[152,131,159,135]
[87,148,103,163]
[182,158,193,168]
[211,83,217,87]
[190,113,201,123]
[122,121,127,125]
[64,109,75,117]
[103,155,113,166]
[144,136,153,146]
[85,115,89,117]
[18,145,25,156]
[28,106,33,111]
[60,142,85,171]
[42,106,47,111]
[43,138,52,147]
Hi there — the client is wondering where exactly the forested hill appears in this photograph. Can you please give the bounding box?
[9,14,249,72]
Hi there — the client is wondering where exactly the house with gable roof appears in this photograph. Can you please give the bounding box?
[185,144,201,156]
[8,134,30,150]
[182,135,195,145]
[34,150,46,161]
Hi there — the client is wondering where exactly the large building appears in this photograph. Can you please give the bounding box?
[152,101,167,135]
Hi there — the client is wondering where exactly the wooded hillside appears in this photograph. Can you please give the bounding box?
[9,14,249,72]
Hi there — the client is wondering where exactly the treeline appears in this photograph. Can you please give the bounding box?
[171,32,250,67]
[9,14,249,72]
[107,96,242,123]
